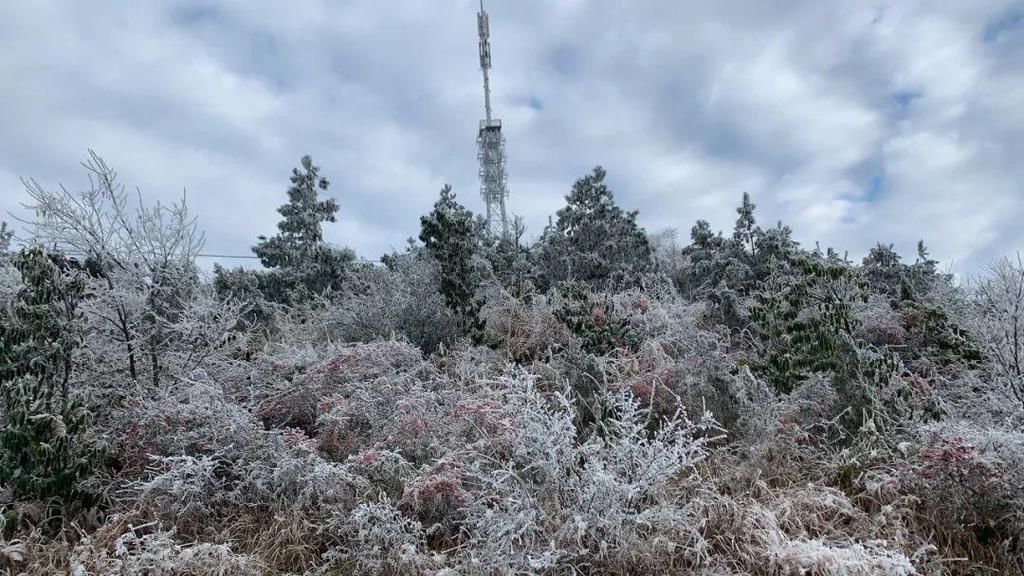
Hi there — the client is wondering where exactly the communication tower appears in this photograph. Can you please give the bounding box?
[476,0,509,237]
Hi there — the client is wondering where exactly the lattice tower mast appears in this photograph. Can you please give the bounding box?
[476,0,509,238]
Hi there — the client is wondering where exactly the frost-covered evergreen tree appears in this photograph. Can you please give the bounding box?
[0,223,16,310]
[860,242,978,369]
[673,220,729,297]
[419,185,486,339]
[533,167,654,291]
[862,241,943,304]
[733,192,758,255]
[861,243,905,301]
[251,155,355,303]
[677,193,797,302]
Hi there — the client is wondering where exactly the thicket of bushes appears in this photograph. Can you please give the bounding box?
[0,153,1021,575]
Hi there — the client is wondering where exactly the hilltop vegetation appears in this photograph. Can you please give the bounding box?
[0,153,1021,575]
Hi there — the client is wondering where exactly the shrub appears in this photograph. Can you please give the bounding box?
[480,288,569,362]
[345,449,414,502]
[323,254,460,354]
[750,254,869,393]
[254,340,429,431]
[70,529,266,576]
[128,371,263,465]
[553,281,640,356]
[401,460,467,548]
[453,374,718,574]
[133,438,371,572]
[903,422,1024,573]
[317,499,432,576]
[0,248,103,506]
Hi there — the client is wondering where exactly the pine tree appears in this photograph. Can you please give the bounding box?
[675,220,729,297]
[733,192,759,255]
[419,185,486,339]
[677,194,797,301]
[252,155,355,302]
[862,241,942,304]
[861,242,905,302]
[534,167,654,291]
[690,220,717,249]
[0,247,102,504]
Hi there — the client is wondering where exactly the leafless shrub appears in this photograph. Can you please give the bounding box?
[480,288,569,362]
[129,372,263,464]
[969,254,1024,409]
[856,294,908,348]
[901,421,1024,573]
[320,256,461,354]
[254,339,430,431]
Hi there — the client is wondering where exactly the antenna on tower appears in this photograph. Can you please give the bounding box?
[476,0,509,238]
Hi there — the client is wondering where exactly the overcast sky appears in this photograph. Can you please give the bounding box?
[1,1,1022,273]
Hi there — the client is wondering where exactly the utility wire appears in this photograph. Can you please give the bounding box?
[49,250,383,265]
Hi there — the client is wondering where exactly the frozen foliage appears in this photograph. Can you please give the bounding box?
[0,527,266,576]
[316,499,433,576]
[254,339,431,432]
[131,372,263,461]
[856,294,908,348]
[250,155,356,304]
[0,248,102,506]
[970,254,1024,408]
[5,159,1024,575]
[436,374,719,573]
[480,287,569,362]
[419,184,488,339]
[533,166,655,292]
[322,252,460,353]
[69,529,266,576]
[903,421,1024,571]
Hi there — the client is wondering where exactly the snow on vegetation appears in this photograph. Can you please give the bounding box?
[0,155,1022,575]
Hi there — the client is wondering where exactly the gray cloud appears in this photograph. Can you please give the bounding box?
[1,0,1021,274]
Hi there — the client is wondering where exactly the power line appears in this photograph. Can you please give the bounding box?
[45,249,383,265]
[194,253,259,259]
[193,253,383,265]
